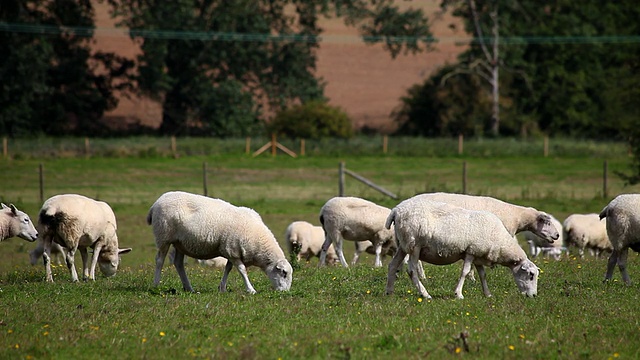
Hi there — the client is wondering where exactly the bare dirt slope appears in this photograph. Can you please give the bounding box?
[93,1,466,133]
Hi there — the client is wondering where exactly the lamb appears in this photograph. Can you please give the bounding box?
[352,240,397,266]
[38,194,132,282]
[285,220,338,265]
[523,214,565,260]
[563,213,611,258]
[0,203,38,242]
[599,194,640,285]
[318,196,395,268]
[385,197,539,299]
[147,191,292,294]
[386,192,558,285]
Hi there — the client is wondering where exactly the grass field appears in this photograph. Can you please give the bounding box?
[1,138,639,359]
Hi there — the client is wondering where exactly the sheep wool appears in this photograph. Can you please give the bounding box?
[599,194,640,285]
[385,197,539,299]
[148,191,292,294]
[0,203,38,242]
[563,213,611,258]
[285,221,338,265]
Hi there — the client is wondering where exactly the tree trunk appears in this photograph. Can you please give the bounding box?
[489,7,500,137]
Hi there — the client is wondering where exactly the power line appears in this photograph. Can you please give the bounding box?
[1,22,640,45]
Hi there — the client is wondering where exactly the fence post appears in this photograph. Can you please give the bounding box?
[271,134,277,156]
[84,137,90,157]
[544,136,549,157]
[603,160,608,198]
[462,161,467,194]
[300,139,305,156]
[458,134,464,155]
[2,137,6,158]
[39,163,44,203]
[383,135,388,154]
[339,162,345,197]
[171,136,177,158]
[203,162,208,197]
[245,137,251,154]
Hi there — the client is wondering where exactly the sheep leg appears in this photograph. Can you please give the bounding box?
[219,261,234,292]
[475,264,492,297]
[408,247,431,299]
[318,235,332,267]
[373,242,383,268]
[454,254,474,299]
[617,248,631,285]
[88,243,104,281]
[65,247,79,282]
[234,261,257,294]
[79,247,90,281]
[385,247,407,295]
[604,250,618,282]
[153,243,171,286]
[351,243,361,266]
[43,236,54,282]
[172,249,194,292]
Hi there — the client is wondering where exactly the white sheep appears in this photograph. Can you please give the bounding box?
[147,191,292,294]
[0,203,38,242]
[30,238,66,265]
[318,196,395,268]
[385,197,539,299]
[599,194,640,285]
[523,214,565,260]
[386,192,559,282]
[351,240,397,266]
[285,220,338,265]
[197,257,229,268]
[38,194,132,282]
[563,213,611,258]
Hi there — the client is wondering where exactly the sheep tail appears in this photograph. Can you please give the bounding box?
[319,214,324,227]
[385,209,396,230]
[146,208,153,225]
[599,205,608,220]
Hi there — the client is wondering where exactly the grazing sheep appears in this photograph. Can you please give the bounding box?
[385,197,539,299]
[599,194,640,285]
[29,239,66,265]
[318,196,395,268]
[148,191,292,294]
[285,221,338,265]
[0,203,38,242]
[197,257,229,268]
[38,194,132,282]
[563,213,611,258]
[352,240,397,266]
[523,215,565,260]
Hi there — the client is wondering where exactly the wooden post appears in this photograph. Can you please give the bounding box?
[383,135,388,154]
[458,134,464,155]
[245,137,251,154]
[544,136,549,157]
[202,162,208,197]
[603,160,608,198]
[462,161,467,194]
[39,163,44,203]
[271,134,277,156]
[300,139,305,156]
[2,137,6,158]
[84,137,90,157]
[339,162,345,197]
[171,136,177,158]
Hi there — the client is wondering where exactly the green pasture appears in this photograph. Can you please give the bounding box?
[1,139,639,359]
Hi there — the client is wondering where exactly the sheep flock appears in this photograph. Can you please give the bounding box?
[3,189,640,298]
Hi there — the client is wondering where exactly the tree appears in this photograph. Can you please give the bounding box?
[107,0,434,136]
[0,0,134,136]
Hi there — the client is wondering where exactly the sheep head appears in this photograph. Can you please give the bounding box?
[3,203,38,241]
[511,259,539,297]
[98,247,132,277]
[267,259,293,291]
[534,212,560,244]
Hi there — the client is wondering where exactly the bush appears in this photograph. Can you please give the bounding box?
[269,101,353,139]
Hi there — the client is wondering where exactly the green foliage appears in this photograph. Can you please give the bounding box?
[269,101,353,139]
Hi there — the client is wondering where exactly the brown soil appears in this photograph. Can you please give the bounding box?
[93,1,467,133]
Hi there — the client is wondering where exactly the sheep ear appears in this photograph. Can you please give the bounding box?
[1,203,7,209]
[118,248,132,255]
[9,204,17,215]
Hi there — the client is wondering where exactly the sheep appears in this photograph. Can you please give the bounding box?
[385,197,539,299]
[386,192,558,285]
[523,214,565,260]
[563,213,611,259]
[599,194,640,285]
[0,203,38,242]
[147,191,292,294]
[197,257,229,268]
[352,240,397,266]
[318,196,395,268]
[29,238,66,265]
[285,220,338,265]
[38,194,132,282]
